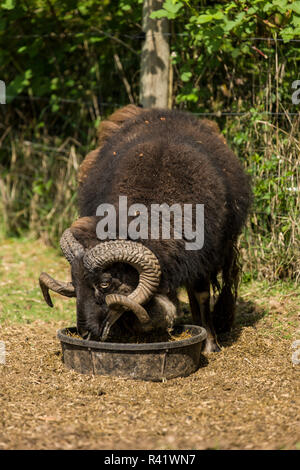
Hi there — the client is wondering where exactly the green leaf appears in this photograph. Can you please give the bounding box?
[181,71,192,82]
[1,0,15,10]
[280,26,297,42]
[50,78,59,91]
[51,103,60,113]
[151,1,183,20]
[272,0,289,14]
[163,0,183,15]
[292,15,300,27]
[185,92,198,102]
[291,2,300,15]
[150,9,169,19]
[196,14,213,24]
[121,4,131,12]
[213,11,224,20]
[78,4,88,15]
[89,36,104,43]
[18,46,27,54]
[263,2,274,13]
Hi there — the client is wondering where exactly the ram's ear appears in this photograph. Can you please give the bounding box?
[70,216,100,249]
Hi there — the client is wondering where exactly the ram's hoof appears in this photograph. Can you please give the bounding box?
[202,339,221,353]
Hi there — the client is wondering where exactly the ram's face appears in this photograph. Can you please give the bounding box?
[70,259,139,340]
[39,221,161,341]
[70,258,110,340]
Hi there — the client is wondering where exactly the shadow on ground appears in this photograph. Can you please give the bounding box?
[219,297,268,348]
[179,296,268,350]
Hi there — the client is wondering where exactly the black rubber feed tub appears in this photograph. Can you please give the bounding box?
[57,325,207,382]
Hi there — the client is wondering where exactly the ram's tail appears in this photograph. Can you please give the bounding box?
[211,241,241,334]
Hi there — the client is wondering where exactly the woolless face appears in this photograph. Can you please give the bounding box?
[70,259,139,340]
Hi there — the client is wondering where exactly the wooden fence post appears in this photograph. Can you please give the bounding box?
[139,0,170,109]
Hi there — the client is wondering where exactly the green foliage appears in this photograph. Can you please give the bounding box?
[225,112,299,281]
[0,0,141,128]
[151,0,300,40]
[151,0,184,19]
[160,0,300,108]
[0,0,299,281]
[0,0,143,243]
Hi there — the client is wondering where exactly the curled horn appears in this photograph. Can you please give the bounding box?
[83,241,161,336]
[39,272,75,307]
[83,240,161,305]
[60,228,85,263]
[39,228,84,307]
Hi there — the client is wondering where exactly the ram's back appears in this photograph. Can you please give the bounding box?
[76,106,251,288]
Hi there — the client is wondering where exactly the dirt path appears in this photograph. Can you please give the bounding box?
[0,239,299,449]
[0,311,299,450]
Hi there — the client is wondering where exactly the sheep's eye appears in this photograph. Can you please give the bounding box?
[100,282,110,289]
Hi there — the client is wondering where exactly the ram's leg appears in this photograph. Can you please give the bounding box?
[187,279,220,353]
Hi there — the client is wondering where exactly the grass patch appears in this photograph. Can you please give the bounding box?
[239,279,300,341]
[0,237,76,324]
